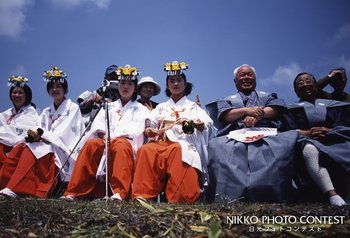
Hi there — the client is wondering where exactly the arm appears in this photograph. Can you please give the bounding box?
[221,107,265,123]
[317,75,332,91]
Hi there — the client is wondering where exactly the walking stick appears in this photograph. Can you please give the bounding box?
[46,102,103,198]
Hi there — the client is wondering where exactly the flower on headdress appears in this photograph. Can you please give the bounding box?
[43,66,67,82]
[8,75,29,87]
[116,64,139,80]
[164,61,188,76]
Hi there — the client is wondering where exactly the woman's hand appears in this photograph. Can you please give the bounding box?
[193,119,205,132]
[144,128,159,137]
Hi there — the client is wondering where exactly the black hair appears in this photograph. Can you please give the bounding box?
[46,77,68,94]
[165,73,193,97]
[118,78,138,101]
[9,84,33,107]
[131,78,138,101]
[293,72,317,90]
[330,67,347,81]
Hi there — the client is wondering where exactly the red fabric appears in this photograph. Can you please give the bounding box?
[0,144,58,198]
[132,140,200,204]
[0,143,25,189]
[64,137,134,199]
[0,143,12,169]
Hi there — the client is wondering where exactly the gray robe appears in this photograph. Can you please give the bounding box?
[206,91,298,203]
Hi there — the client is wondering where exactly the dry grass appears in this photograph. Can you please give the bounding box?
[1,198,350,237]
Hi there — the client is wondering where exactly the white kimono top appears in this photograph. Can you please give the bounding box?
[26,98,85,181]
[0,105,39,147]
[90,99,150,156]
[149,96,215,172]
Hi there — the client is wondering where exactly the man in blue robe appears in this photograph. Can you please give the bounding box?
[284,72,350,206]
[206,64,298,203]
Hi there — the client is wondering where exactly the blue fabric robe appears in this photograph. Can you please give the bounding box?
[282,99,350,201]
[283,99,350,172]
[206,91,298,203]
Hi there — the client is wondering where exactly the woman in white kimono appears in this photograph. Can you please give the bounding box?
[132,61,215,204]
[62,65,149,201]
[0,67,84,198]
[0,76,39,170]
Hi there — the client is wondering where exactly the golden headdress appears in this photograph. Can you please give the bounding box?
[8,75,29,87]
[116,64,139,81]
[43,66,67,82]
[164,61,188,76]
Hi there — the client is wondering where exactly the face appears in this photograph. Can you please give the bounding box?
[139,83,155,99]
[234,66,256,94]
[167,75,186,97]
[48,82,65,101]
[118,80,136,101]
[330,72,347,90]
[11,87,26,109]
[294,74,318,101]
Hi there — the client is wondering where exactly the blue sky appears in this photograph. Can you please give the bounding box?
[1,0,350,112]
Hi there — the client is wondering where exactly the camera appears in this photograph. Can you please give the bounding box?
[97,80,119,100]
[25,128,44,142]
[182,120,194,134]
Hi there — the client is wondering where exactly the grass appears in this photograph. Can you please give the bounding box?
[1,198,350,237]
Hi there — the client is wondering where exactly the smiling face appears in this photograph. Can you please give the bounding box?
[118,80,136,102]
[294,73,318,101]
[234,66,256,94]
[11,86,26,110]
[139,82,155,100]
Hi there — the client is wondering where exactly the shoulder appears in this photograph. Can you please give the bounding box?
[317,99,350,108]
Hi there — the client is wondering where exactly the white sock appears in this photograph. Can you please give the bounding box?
[302,143,334,192]
[110,193,122,201]
[329,195,347,206]
[0,187,18,198]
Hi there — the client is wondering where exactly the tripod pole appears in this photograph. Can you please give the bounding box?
[104,97,112,199]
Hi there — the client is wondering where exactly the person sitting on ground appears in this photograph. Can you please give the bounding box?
[132,61,215,204]
[317,67,350,102]
[206,64,298,203]
[283,72,350,206]
[0,66,84,198]
[0,76,39,169]
[137,76,161,110]
[62,65,149,202]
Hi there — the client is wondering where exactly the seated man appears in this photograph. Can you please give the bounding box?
[284,72,350,206]
[206,64,298,203]
[316,67,350,102]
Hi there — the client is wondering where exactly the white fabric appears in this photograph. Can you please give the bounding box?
[78,90,96,102]
[26,99,85,181]
[330,195,347,206]
[91,99,149,155]
[0,105,39,147]
[227,127,277,143]
[84,99,149,177]
[148,96,215,171]
[302,142,334,193]
[0,187,18,198]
